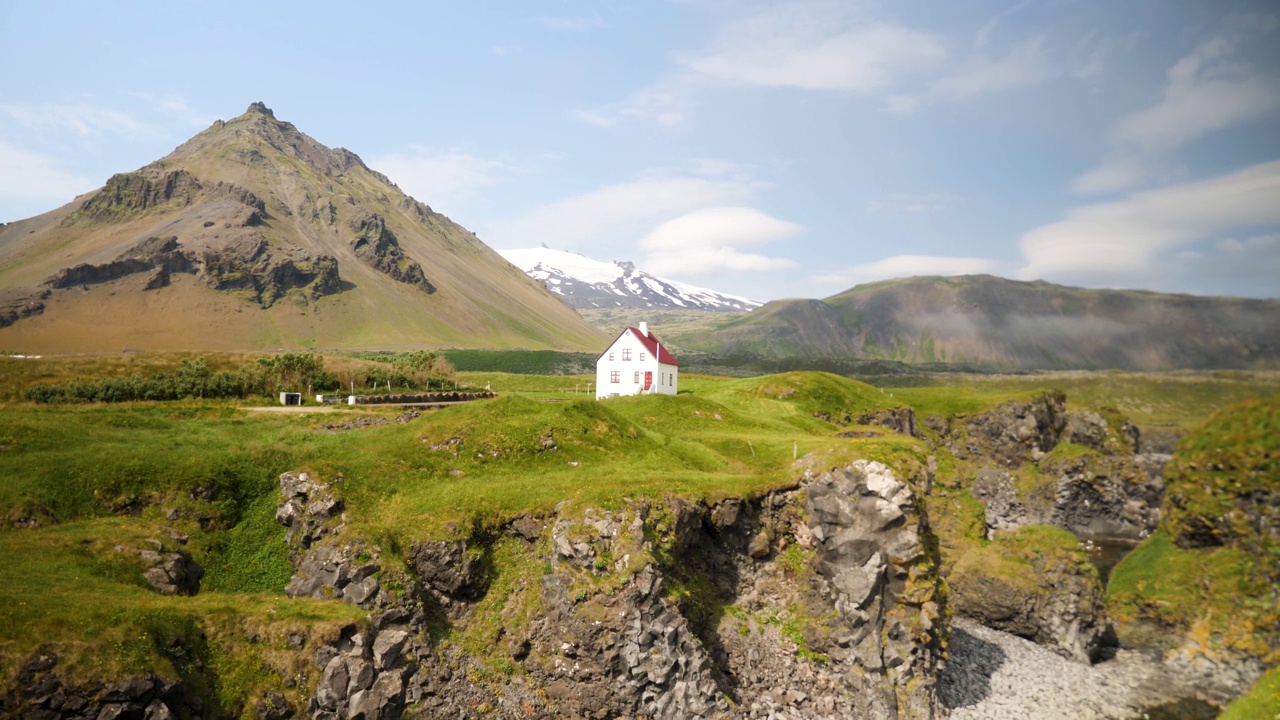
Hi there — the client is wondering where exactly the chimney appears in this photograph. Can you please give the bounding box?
[639,321,648,336]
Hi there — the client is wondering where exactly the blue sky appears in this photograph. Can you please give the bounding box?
[2,0,1278,300]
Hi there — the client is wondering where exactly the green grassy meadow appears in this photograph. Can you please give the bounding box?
[0,353,1277,712]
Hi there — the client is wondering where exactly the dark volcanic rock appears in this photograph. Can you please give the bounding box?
[949,535,1106,663]
[67,169,203,224]
[952,392,1068,467]
[349,212,434,292]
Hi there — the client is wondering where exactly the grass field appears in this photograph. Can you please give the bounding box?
[1,352,1276,713]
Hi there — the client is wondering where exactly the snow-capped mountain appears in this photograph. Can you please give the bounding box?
[499,246,761,312]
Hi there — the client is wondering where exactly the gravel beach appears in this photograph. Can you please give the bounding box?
[940,619,1233,720]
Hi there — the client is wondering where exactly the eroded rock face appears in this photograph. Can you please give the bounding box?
[803,461,942,719]
[1045,454,1164,540]
[949,392,1068,467]
[949,540,1106,664]
[858,407,920,438]
[271,465,946,720]
[0,654,199,720]
[349,213,434,292]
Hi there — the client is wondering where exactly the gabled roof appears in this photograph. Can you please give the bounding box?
[597,327,679,366]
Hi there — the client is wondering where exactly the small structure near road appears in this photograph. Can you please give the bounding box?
[279,392,302,406]
[595,321,679,399]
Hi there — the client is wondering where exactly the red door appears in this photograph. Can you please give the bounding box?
[644,372,653,391]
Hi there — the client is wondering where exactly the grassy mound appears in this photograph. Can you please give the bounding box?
[1107,397,1280,663]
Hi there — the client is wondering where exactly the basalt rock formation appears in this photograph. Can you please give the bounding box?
[256,461,948,720]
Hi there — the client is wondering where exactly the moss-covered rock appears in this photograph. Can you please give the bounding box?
[1108,397,1279,685]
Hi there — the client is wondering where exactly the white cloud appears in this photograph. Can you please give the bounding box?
[576,81,693,128]
[812,255,1008,287]
[680,10,947,93]
[369,148,506,216]
[1068,156,1152,196]
[580,0,945,127]
[1219,232,1279,254]
[0,141,97,218]
[890,37,1050,112]
[639,206,801,275]
[1020,160,1280,284]
[1073,23,1280,195]
[929,38,1049,99]
[0,101,147,138]
[485,162,767,251]
[974,0,1029,50]
[126,92,213,128]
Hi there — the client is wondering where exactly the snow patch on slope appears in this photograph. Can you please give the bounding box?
[499,246,761,312]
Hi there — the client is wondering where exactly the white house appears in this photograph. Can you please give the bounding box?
[595,322,679,399]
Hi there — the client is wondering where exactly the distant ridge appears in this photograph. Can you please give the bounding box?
[0,103,604,352]
[677,274,1280,371]
[499,246,760,312]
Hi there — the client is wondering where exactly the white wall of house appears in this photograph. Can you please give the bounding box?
[595,325,678,399]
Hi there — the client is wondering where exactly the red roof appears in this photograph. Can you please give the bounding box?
[598,327,679,366]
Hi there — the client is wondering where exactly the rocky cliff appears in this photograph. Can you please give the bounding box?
[266,460,948,720]
[2,460,947,720]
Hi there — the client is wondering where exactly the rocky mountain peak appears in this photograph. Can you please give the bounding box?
[0,104,606,351]
[245,101,276,118]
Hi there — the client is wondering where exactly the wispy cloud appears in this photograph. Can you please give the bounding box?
[369,147,506,216]
[974,0,1030,50]
[0,141,97,220]
[812,255,1008,287]
[539,11,606,31]
[678,5,947,93]
[484,161,768,253]
[0,101,147,138]
[1072,18,1280,195]
[639,206,801,275]
[127,92,213,128]
[576,81,694,128]
[1022,159,1280,285]
[822,162,1280,293]
[886,37,1050,113]
[579,0,946,127]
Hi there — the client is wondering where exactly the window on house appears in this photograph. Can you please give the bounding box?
[610,371,620,383]
[639,352,646,362]
[622,349,632,361]
[609,352,614,361]
[633,371,639,383]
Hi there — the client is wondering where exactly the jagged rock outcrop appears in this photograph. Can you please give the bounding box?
[268,464,947,720]
[1043,454,1164,539]
[858,407,920,438]
[349,213,434,292]
[970,467,1027,537]
[0,654,199,720]
[66,169,203,224]
[0,287,49,328]
[947,392,1068,467]
[276,471,392,608]
[199,234,341,307]
[41,213,342,310]
[802,461,944,718]
[137,545,204,596]
[948,535,1106,664]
